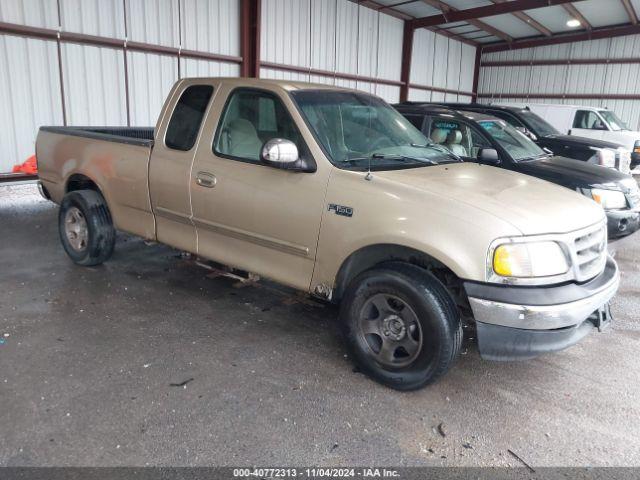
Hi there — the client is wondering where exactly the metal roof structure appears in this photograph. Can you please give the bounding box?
[371,0,640,50]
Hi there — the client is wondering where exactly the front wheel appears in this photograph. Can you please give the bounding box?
[58,190,115,266]
[340,263,462,391]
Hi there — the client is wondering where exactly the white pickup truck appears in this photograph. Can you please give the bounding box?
[524,103,640,169]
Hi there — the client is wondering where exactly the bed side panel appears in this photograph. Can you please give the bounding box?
[36,130,155,239]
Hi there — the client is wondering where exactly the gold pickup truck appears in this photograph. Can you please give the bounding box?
[36,78,619,390]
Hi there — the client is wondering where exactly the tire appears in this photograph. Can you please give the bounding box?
[340,262,462,391]
[58,189,115,266]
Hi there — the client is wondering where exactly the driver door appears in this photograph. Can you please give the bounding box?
[571,110,608,141]
[190,85,330,291]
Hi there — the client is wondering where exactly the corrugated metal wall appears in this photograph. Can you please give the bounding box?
[0,0,475,173]
[478,35,640,130]
[0,0,240,173]
[259,0,403,104]
[408,28,476,103]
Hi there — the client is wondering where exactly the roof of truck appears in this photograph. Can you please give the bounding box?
[177,76,359,93]
[394,103,505,123]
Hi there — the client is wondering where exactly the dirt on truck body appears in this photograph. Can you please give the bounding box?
[36,77,619,390]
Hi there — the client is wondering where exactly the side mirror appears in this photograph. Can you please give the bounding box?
[477,148,500,165]
[260,138,316,172]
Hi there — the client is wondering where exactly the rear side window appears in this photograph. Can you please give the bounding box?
[165,85,214,151]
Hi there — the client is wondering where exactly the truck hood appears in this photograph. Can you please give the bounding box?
[375,162,605,236]
[545,134,625,150]
[516,155,631,190]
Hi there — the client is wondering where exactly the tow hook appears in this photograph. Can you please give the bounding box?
[591,302,614,332]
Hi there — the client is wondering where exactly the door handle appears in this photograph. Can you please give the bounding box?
[196,172,217,188]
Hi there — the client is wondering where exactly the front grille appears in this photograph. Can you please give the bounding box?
[572,223,607,282]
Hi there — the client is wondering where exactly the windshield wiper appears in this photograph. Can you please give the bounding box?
[342,154,438,166]
[372,153,438,165]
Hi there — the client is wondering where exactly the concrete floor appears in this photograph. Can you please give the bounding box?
[1,183,639,467]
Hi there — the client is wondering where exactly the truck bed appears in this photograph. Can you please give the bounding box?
[39,126,154,146]
[37,125,156,240]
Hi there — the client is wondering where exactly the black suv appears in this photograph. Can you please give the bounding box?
[409,102,637,171]
[394,103,640,240]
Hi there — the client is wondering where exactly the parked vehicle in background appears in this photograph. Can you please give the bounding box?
[36,78,619,390]
[394,104,640,240]
[523,103,640,169]
[427,103,634,172]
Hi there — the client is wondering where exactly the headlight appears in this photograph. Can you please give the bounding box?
[590,147,616,168]
[493,241,569,278]
[591,188,627,209]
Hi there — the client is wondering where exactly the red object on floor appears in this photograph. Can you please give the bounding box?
[12,155,38,175]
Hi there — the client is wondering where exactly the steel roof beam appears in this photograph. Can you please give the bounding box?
[489,0,552,36]
[483,22,640,52]
[412,0,585,29]
[419,0,513,43]
[561,2,592,30]
[621,0,639,24]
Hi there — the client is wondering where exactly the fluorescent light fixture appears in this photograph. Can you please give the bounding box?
[566,18,581,27]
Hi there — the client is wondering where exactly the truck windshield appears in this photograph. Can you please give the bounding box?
[599,110,629,131]
[290,90,459,169]
[517,110,559,137]
[478,119,547,162]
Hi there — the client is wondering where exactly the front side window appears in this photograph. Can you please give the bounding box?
[214,89,303,162]
[426,117,492,159]
[599,110,629,131]
[291,90,458,170]
[165,85,214,151]
[478,119,545,161]
[573,110,607,130]
[428,118,473,157]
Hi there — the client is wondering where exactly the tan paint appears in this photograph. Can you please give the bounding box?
[36,77,605,293]
[36,130,155,239]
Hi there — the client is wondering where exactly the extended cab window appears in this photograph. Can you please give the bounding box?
[573,110,606,130]
[214,89,303,163]
[165,85,214,151]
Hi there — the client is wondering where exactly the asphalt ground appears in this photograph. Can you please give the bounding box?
[1,183,639,467]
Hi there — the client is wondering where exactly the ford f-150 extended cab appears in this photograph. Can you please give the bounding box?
[36,78,619,390]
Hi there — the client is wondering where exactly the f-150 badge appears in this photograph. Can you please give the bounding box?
[328,204,353,217]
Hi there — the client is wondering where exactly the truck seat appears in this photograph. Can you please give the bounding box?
[430,128,448,145]
[223,118,263,159]
[446,130,467,157]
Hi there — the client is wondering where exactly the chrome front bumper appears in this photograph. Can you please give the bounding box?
[464,256,620,361]
[466,257,619,331]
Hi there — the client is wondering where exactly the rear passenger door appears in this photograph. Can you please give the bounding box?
[189,85,331,292]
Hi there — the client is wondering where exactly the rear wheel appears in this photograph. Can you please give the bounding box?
[58,190,115,266]
[340,263,462,390]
